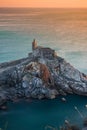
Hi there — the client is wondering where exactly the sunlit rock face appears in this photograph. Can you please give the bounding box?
[0,40,87,107]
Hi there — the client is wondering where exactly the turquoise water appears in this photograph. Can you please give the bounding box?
[0,95,87,130]
[0,8,87,130]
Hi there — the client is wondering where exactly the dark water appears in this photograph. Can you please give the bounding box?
[0,8,87,130]
[0,95,87,130]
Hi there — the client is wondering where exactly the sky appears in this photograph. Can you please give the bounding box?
[0,0,87,8]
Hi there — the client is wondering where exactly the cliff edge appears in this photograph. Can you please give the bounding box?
[0,40,87,108]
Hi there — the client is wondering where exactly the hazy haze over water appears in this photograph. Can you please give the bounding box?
[0,8,87,73]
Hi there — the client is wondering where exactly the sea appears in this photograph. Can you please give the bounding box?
[0,8,87,130]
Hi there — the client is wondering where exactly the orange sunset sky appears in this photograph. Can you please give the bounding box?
[0,0,87,8]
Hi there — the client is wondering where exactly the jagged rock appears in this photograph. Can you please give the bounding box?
[0,41,87,106]
[45,89,59,99]
[39,63,51,83]
[61,97,66,102]
[0,92,7,109]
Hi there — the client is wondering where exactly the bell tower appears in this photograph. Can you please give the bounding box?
[32,39,37,50]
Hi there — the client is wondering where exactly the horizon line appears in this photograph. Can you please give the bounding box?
[0,7,87,9]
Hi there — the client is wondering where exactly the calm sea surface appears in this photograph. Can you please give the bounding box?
[0,8,87,130]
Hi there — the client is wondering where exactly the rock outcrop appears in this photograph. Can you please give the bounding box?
[0,40,87,108]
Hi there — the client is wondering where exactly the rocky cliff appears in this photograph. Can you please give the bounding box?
[0,42,87,109]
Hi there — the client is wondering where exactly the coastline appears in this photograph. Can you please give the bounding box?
[0,40,87,110]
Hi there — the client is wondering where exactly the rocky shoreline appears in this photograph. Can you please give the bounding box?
[0,40,87,109]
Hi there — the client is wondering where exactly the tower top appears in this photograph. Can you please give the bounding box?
[32,39,37,50]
